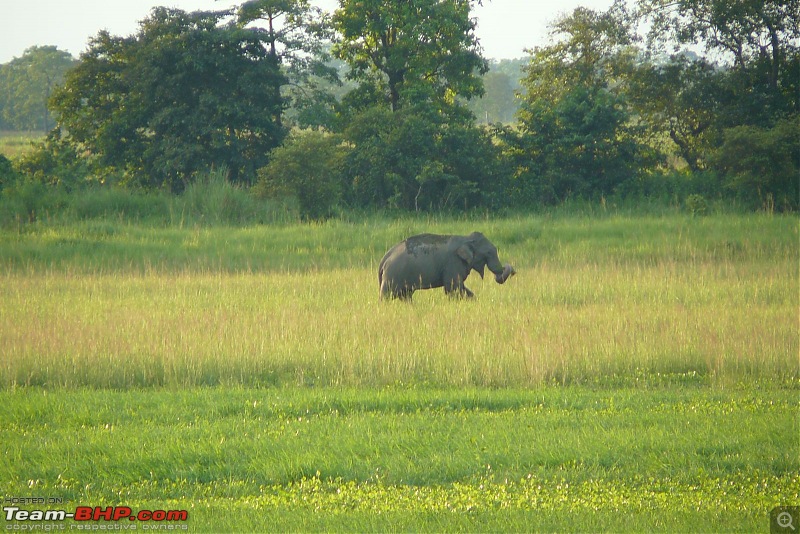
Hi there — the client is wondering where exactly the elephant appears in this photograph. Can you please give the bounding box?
[378,231,515,301]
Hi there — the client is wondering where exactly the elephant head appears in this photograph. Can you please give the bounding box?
[456,232,515,284]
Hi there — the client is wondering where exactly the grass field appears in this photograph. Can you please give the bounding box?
[0,131,44,159]
[1,212,798,531]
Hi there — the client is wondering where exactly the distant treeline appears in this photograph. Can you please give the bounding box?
[0,0,797,223]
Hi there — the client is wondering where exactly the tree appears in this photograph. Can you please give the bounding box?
[0,46,76,131]
[332,0,487,113]
[235,0,339,129]
[329,0,502,212]
[511,6,644,204]
[711,116,799,210]
[639,0,800,124]
[341,106,503,211]
[634,0,799,208]
[467,68,517,124]
[628,55,723,171]
[50,8,286,191]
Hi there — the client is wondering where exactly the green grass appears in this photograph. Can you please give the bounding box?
[1,387,797,531]
[0,131,44,159]
[1,214,796,388]
[0,212,797,531]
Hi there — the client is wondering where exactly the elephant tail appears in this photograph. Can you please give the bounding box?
[378,248,393,294]
[378,256,386,288]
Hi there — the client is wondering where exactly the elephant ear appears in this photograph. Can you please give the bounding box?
[457,244,485,279]
[456,244,474,265]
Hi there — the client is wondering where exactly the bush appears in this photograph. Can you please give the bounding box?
[711,116,800,211]
[254,130,346,220]
[176,167,293,226]
[685,194,708,216]
[13,131,90,190]
[339,108,508,212]
[69,187,171,223]
[0,178,68,226]
[0,154,17,191]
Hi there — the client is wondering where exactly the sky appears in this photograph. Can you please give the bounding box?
[0,0,615,64]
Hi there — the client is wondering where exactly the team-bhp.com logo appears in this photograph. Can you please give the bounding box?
[4,505,189,530]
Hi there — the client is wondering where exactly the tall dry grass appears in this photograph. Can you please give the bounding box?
[2,229,795,388]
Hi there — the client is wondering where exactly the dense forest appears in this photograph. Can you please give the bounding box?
[0,0,797,222]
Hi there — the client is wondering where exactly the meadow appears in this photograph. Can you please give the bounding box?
[1,212,798,531]
[0,131,44,159]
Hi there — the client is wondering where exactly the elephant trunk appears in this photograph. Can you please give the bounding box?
[495,263,515,284]
[485,254,514,284]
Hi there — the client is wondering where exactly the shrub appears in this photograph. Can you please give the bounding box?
[0,154,17,191]
[711,116,800,211]
[173,167,293,226]
[13,131,90,190]
[0,178,68,226]
[685,194,708,216]
[254,130,346,220]
[68,187,171,223]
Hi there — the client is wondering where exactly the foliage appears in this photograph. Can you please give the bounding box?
[510,7,645,205]
[49,8,287,191]
[0,46,76,131]
[2,0,797,213]
[711,116,800,210]
[341,108,504,211]
[332,0,486,113]
[234,0,339,130]
[628,55,724,171]
[254,129,346,220]
[12,129,90,190]
[511,86,641,205]
[636,0,800,147]
[325,0,499,213]
[640,0,799,94]
[0,154,16,190]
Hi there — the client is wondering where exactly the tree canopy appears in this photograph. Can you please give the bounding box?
[1,0,797,216]
[0,46,76,131]
[49,8,287,191]
[332,0,487,113]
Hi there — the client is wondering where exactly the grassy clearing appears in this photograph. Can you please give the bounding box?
[1,387,797,531]
[1,212,797,531]
[1,214,796,387]
[0,131,44,159]
[1,262,795,388]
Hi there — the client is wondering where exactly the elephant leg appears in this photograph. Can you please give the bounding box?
[380,280,390,300]
[443,268,473,298]
[381,280,414,301]
[444,281,474,299]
